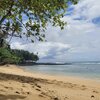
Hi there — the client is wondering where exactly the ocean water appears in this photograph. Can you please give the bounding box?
[22,63,100,80]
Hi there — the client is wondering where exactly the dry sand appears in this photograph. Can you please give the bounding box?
[0,64,100,100]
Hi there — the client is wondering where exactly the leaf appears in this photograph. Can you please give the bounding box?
[19,14,22,21]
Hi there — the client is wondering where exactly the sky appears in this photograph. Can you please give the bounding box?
[11,0,100,63]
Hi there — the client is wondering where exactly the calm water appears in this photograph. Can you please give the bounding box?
[22,63,100,79]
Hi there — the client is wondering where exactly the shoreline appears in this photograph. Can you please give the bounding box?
[19,65,100,84]
[0,64,100,100]
[1,64,100,84]
[18,63,100,81]
[21,66,100,81]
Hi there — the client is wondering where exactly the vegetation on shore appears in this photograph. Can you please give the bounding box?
[0,41,39,65]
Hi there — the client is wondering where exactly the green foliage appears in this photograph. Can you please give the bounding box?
[12,49,39,63]
[0,48,20,64]
[0,48,39,64]
[0,0,78,42]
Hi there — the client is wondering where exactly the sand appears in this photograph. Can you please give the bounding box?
[0,64,100,100]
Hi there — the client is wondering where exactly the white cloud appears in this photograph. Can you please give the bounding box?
[72,0,100,20]
[11,0,100,62]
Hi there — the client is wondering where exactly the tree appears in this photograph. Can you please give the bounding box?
[11,49,39,63]
[0,0,78,42]
[0,48,21,64]
[0,47,39,64]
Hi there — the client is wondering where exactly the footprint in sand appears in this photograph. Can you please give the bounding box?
[36,88,41,91]
[4,86,13,90]
[35,83,41,88]
[53,97,59,100]
[0,89,6,92]
[38,94,45,98]
[93,90,99,94]
[64,96,69,100]
[80,85,87,90]
[91,95,95,98]
[15,91,20,94]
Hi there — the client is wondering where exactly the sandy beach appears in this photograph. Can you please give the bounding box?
[0,64,100,100]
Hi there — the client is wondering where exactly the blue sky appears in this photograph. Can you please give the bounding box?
[11,0,100,63]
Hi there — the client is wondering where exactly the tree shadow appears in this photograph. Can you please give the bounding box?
[0,94,26,100]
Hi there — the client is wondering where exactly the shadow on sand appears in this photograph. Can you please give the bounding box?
[0,94,26,100]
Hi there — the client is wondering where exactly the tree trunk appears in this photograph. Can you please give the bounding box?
[0,39,4,47]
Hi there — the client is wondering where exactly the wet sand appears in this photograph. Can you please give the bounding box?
[0,64,100,100]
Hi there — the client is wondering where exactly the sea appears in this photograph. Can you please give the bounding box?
[22,63,100,80]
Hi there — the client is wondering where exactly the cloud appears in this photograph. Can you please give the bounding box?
[71,0,100,20]
[11,0,100,62]
[11,42,70,62]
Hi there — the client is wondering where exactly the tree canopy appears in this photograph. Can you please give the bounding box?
[0,0,78,42]
[0,47,39,65]
[12,49,39,63]
[0,47,20,64]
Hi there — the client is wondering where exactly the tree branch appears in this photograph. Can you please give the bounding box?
[0,1,14,25]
